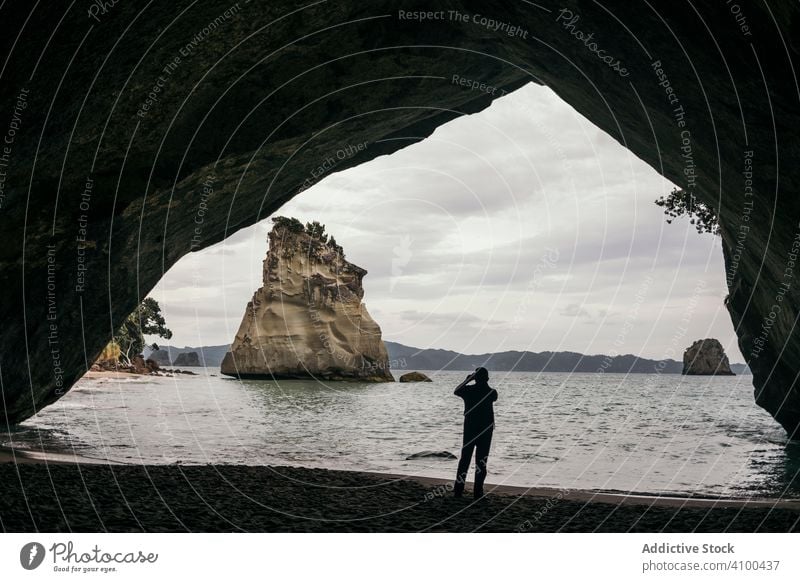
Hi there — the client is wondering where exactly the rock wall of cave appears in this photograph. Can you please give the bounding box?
[1,1,799,435]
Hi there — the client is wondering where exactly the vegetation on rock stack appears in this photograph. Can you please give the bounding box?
[272,216,344,255]
[272,216,304,233]
[305,220,327,242]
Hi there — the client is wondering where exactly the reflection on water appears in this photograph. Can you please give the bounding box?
[3,370,800,497]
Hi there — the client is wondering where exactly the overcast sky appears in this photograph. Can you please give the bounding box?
[149,82,745,363]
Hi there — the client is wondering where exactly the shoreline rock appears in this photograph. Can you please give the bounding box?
[406,451,456,460]
[399,371,433,383]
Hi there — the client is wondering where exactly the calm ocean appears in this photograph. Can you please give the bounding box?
[5,370,800,498]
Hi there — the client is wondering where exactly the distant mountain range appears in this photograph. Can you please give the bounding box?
[385,341,751,375]
[146,341,751,375]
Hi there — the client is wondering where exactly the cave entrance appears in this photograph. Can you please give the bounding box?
[10,83,776,494]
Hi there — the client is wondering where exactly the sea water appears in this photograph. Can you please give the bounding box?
[5,370,800,498]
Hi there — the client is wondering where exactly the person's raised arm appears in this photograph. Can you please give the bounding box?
[454,372,476,396]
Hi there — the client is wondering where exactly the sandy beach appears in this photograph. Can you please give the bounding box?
[1,450,799,532]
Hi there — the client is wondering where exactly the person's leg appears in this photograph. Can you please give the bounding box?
[454,434,476,497]
[473,429,493,498]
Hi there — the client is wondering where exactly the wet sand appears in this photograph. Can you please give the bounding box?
[1,455,799,532]
[82,370,143,380]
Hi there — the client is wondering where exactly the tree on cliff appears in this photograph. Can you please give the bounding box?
[655,187,719,235]
[305,220,328,242]
[113,298,173,364]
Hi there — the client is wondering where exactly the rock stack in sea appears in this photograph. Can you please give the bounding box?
[221,217,394,382]
[682,338,735,375]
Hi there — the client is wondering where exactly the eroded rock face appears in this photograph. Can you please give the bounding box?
[682,339,735,376]
[406,451,456,460]
[221,220,393,381]
[2,2,800,436]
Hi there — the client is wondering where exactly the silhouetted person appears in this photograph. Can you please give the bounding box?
[453,367,497,499]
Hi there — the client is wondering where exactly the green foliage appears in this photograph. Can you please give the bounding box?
[272,216,343,254]
[271,216,304,233]
[327,235,343,254]
[305,220,328,242]
[654,187,719,235]
[114,297,173,364]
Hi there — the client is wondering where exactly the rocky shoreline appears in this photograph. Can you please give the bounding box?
[91,355,198,377]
